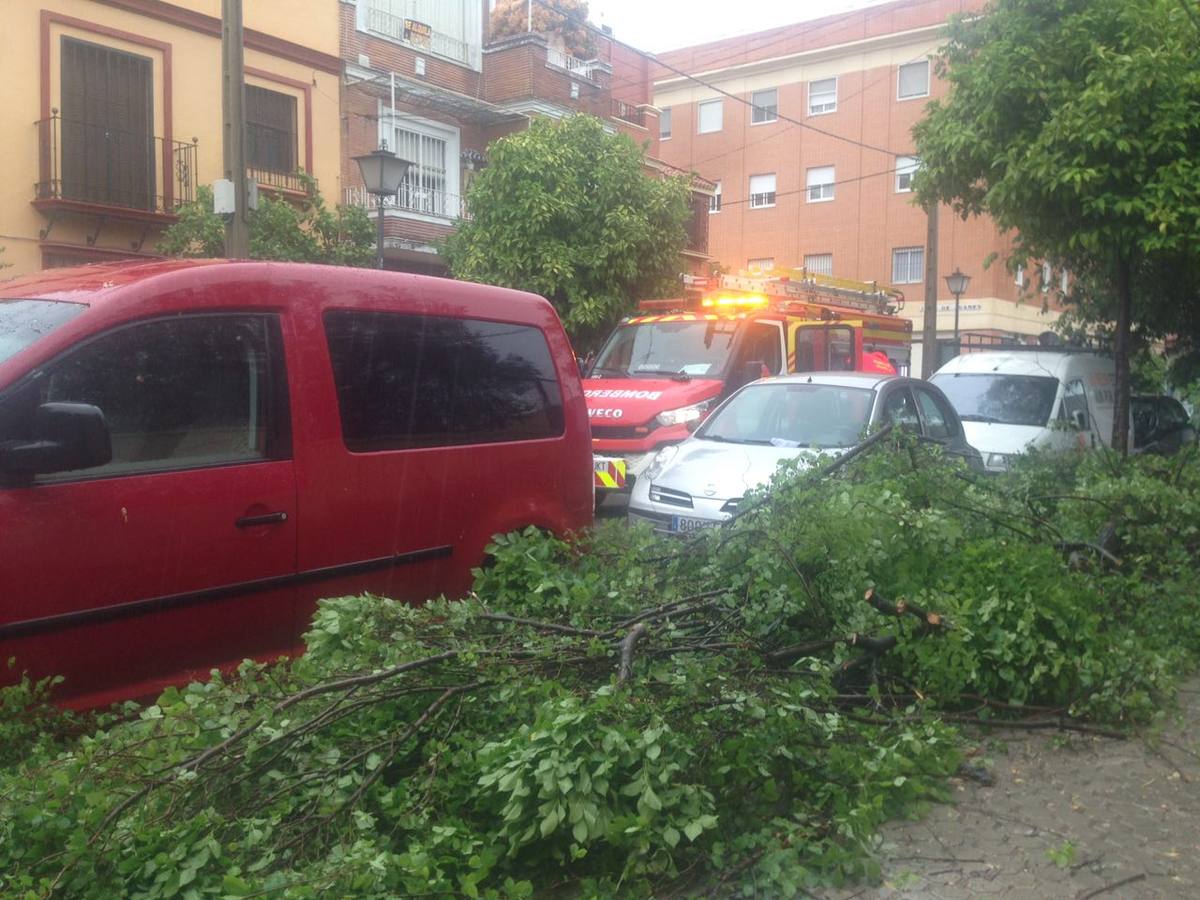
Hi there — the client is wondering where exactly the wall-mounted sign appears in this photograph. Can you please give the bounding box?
[404,18,432,46]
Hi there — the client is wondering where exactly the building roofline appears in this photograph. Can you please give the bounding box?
[652,21,944,89]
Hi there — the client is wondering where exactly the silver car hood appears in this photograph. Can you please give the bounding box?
[653,439,835,502]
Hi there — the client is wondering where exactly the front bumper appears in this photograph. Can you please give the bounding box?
[627,479,736,534]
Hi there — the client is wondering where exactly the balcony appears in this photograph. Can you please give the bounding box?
[343,185,470,221]
[546,47,610,86]
[611,98,646,127]
[365,4,481,69]
[249,168,309,195]
[35,112,198,223]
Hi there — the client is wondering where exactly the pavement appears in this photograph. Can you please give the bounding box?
[821,678,1200,900]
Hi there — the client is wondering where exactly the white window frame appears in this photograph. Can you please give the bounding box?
[378,105,461,222]
[748,257,775,273]
[750,88,778,125]
[807,166,835,203]
[659,107,672,140]
[697,99,723,134]
[808,76,837,115]
[1060,268,1070,294]
[804,253,833,276]
[749,173,776,209]
[709,180,721,214]
[1015,264,1026,288]
[897,59,930,101]
[1041,261,1052,292]
[895,156,919,193]
[892,246,925,285]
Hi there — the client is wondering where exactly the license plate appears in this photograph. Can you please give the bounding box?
[593,457,627,490]
[671,515,715,533]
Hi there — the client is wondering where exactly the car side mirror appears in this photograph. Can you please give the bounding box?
[0,402,112,479]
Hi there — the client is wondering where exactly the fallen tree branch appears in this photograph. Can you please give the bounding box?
[864,588,948,631]
[617,623,648,686]
[1078,872,1146,898]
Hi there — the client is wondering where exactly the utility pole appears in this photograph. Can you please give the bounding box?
[221,0,250,258]
[921,202,940,378]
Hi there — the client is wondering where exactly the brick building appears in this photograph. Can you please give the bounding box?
[651,0,1065,369]
[339,0,707,275]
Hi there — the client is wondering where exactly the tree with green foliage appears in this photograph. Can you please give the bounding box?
[913,0,1200,452]
[158,174,376,267]
[443,115,693,347]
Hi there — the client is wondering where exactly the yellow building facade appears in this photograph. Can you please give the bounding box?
[0,0,342,276]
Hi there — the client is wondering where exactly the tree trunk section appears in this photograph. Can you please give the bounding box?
[1111,258,1133,454]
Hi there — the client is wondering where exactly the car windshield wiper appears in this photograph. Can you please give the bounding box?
[590,366,629,378]
[633,367,691,382]
[959,414,1003,423]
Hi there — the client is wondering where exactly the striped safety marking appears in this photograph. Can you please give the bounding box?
[594,459,627,490]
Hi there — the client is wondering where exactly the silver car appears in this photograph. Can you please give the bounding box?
[628,373,983,534]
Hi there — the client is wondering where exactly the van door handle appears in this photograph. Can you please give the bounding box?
[236,511,288,528]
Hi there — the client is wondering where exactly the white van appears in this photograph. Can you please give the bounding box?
[930,350,1117,472]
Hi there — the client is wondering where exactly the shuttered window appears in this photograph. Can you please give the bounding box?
[392,125,450,215]
[246,86,298,175]
[60,37,155,210]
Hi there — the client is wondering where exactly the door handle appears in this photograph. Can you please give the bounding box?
[236,511,288,528]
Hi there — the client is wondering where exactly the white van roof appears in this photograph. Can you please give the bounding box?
[933,350,1111,381]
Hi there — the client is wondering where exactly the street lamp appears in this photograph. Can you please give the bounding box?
[353,145,413,270]
[944,267,971,351]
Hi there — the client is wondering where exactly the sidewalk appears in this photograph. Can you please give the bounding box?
[824,678,1200,899]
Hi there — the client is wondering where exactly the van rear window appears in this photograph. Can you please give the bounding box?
[324,310,565,451]
[0,299,86,365]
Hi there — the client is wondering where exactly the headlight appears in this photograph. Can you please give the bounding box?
[656,400,711,428]
[986,452,1011,470]
[645,445,680,481]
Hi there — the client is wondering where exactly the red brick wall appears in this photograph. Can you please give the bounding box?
[340,4,482,97]
[649,0,1059,310]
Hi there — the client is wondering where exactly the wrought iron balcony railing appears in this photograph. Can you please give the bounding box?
[344,184,470,221]
[35,112,197,215]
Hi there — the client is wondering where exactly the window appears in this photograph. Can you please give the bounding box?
[747,258,775,273]
[1041,262,1053,292]
[659,107,672,139]
[60,38,154,211]
[898,60,930,100]
[803,253,833,276]
[709,180,722,213]
[1059,378,1089,430]
[808,77,837,115]
[751,88,777,124]
[892,246,925,284]
[895,156,919,192]
[323,311,564,451]
[0,300,86,365]
[807,166,835,202]
[391,120,457,216]
[246,86,298,175]
[740,323,784,374]
[1015,264,1026,288]
[749,173,776,208]
[914,388,953,440]
[932,373,1060,427]
[882,387,920,430]
[792,325,854,372]
[1061,269,1070,294]
[0,315,287,479]
[697,99,723,133]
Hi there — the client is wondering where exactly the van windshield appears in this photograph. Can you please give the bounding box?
[931,373,1059,427]
[590,319,738,379]
[0,299,87,365]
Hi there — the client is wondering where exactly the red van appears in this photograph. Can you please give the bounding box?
[0,260,593,708]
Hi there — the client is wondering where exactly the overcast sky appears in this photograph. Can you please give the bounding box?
[585,0,895,52]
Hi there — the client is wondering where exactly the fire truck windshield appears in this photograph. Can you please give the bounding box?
[590,319,739,379]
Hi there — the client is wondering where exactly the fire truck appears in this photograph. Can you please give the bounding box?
[586,270,912,494]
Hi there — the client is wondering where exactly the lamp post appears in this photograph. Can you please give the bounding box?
[353,145,413,270]
[944,267,971,353]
